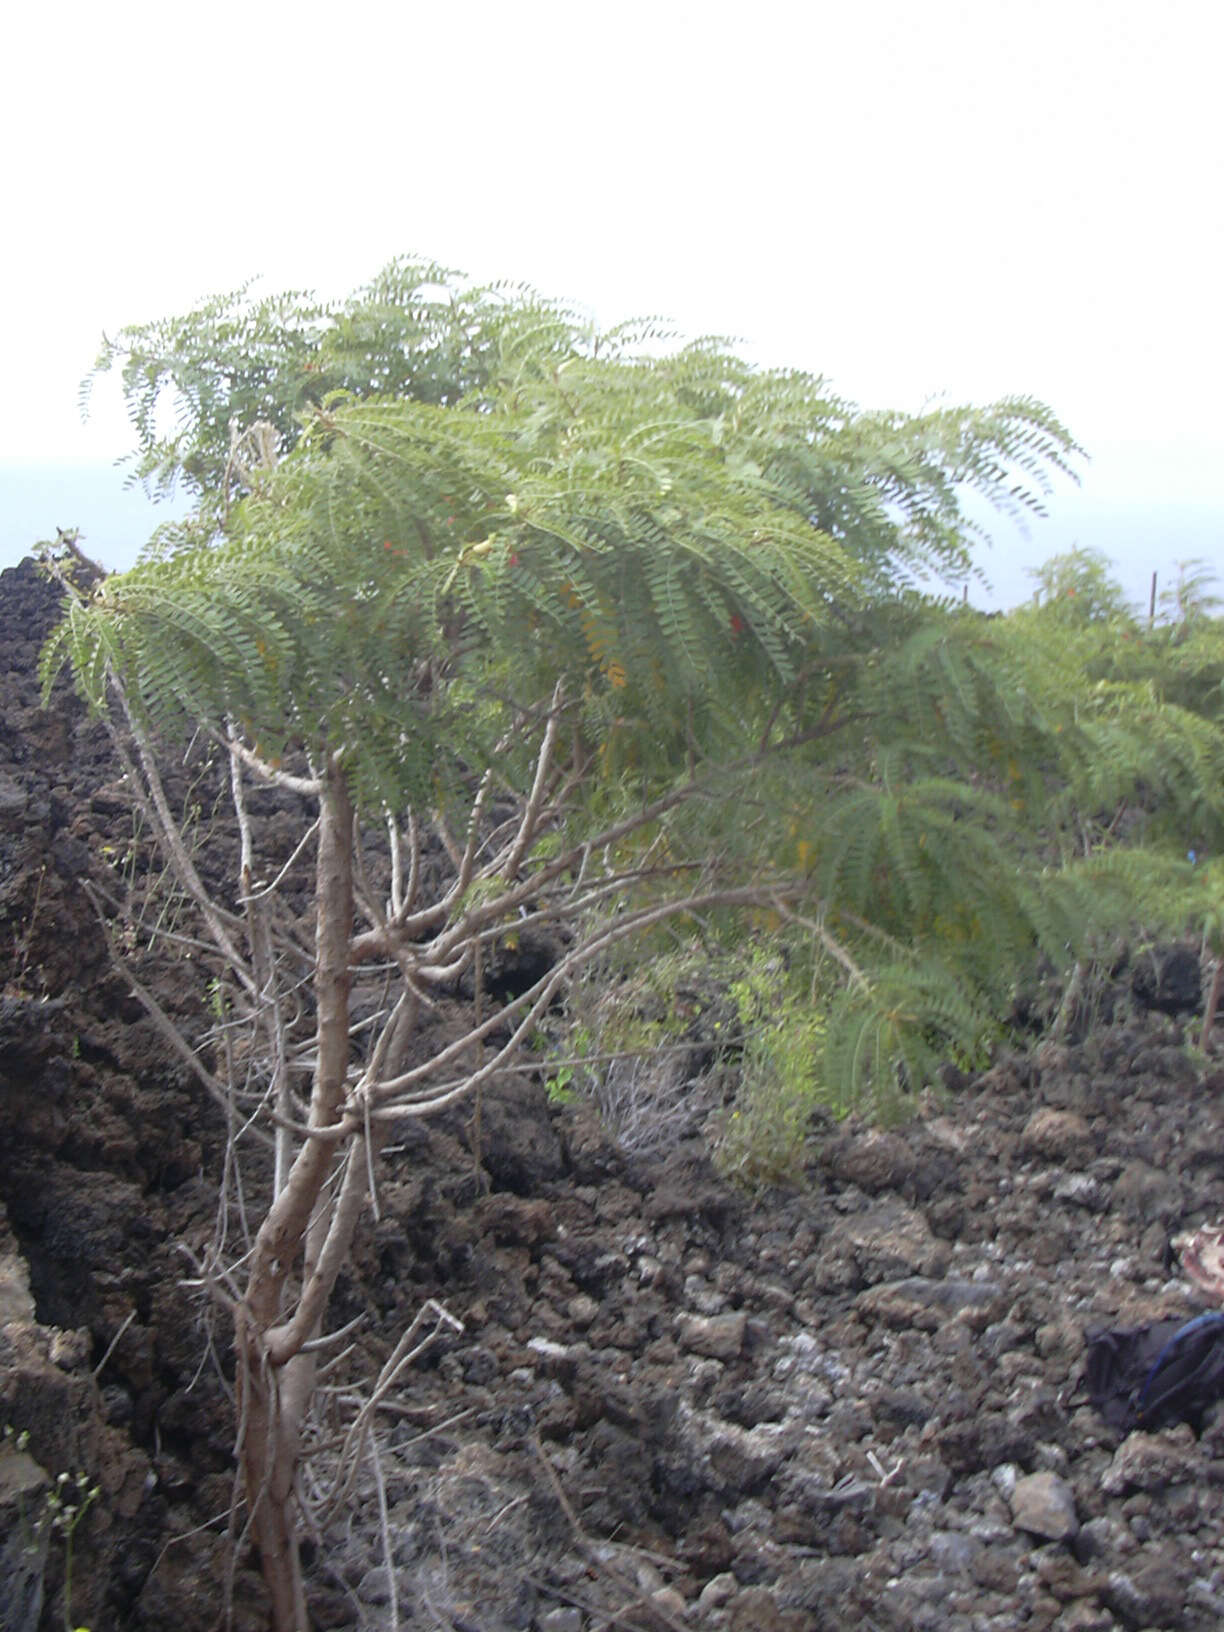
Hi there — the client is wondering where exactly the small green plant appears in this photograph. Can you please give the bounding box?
[47,1468,98,1632]
[45,1469,99,1632]
[3,1420,32,1461]
[544,1063,577,1104]
[539,1023,597,1104]
[2,1424,98,1632]
[716,947,828,1187]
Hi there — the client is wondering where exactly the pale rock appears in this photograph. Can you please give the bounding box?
[1100,1428,1197,1495]
[676,1310,747,1359]
[1021,1107,1094,1164]
[1009,1470,1078,1540]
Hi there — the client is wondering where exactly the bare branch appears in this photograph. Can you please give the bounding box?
[502,678,566,879]
[81,883,281,1153]
[264,1137,371,1366]
[432,809,463,871]
[370,877,803,1109]
[239,819,321,904]
[218,731,322,796]
[771,899,871,989]
[108,686,258,998]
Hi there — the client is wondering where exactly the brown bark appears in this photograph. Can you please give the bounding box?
[237,763,356,1632]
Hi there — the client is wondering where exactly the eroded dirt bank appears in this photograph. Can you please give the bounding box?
[3,556,1224,1632]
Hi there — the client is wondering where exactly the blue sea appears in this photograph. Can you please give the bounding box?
[0,462,186,579]
[2,460,1219,616]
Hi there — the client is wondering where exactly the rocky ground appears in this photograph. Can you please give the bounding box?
[3,554,1224,1632]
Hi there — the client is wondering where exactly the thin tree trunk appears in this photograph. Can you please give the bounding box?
[238,763,355,1631]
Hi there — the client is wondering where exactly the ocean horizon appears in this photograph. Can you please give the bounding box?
[3,458,1219,616]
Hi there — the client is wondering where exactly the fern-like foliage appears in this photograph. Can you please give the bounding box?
[52,267,1224,1122]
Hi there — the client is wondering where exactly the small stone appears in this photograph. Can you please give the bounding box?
[474,1193,556,1244]
[1100,1556,1189,1629]
[971,1547,1020,1593]
[1034,1316,1082,1361]
[0,770,28,824]
[0,1251,36,1325]
[824,1128,915,1192]
[683,1274,726,1314]
[538,1610,583,1632]
[1054,1602,1116,1631]
[632,1559,665,1594]
[857,1275,1003,1331]
[696,1571,738,1612]
[676,1311,747,1360]
[1052,1173,1109,1211]
[651,1586,688,1618]
[1073,1515,1127,1564]
[566,1294,599,1328]
[1111,1160,1183,1224]
[905,1454,952,1498]
[1034,1441,1071,1476]
[824,1199,951,1284]
[928,1529,981,1574]
[356,1566,393,1604]
[47,1327,90,1369]
[1100,1429,1195,1495]
[728,1584,785,1632]
[1009,1471,1078,1540]
[526,1336,576,1375]
[1021,1108,1093,1163]
[1034,1546,1096,1601]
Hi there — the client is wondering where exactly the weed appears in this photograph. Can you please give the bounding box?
[2,1424,98,1632]
[45,1469,99,1632]
[544,1064,577,1104]
[716,947,828,1187]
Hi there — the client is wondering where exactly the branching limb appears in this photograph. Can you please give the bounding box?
[502,678,566,880]
[207,726,323,796]
[82,881,259,1125]
[771,899,871,989]
[371,877,804,1111]
[264,1135,371,1366]
[107,686,258,998]
[239,820,321,904]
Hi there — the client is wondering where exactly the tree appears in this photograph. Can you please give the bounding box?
[44,262,1222,1627]
[1025,544,1135,625]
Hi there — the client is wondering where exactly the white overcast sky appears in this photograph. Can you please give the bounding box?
[1,0,1220,601]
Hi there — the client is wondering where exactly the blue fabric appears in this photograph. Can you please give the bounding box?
[1085,1312,1224,1432]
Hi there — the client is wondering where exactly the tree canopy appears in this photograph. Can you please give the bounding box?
[48,259,1224,1107]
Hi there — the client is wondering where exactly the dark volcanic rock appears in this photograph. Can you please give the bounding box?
[1132,942,1203,1016]
[6,552,1224,1632]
